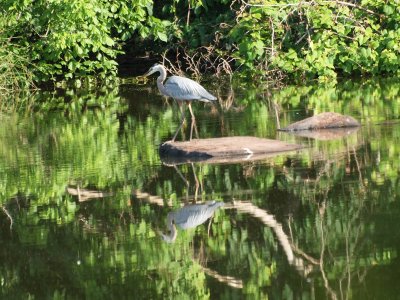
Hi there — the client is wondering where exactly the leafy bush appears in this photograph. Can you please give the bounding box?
[160,0,400,81]
[1,0,168,82]
[0,37,34,93]
[227,0,400,80]
[1,0,399,83]
[0,14,34,93]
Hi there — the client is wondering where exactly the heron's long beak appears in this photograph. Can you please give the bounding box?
[143,68,155,77]
[160,221,177,243]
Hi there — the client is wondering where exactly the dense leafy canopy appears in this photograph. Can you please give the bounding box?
[1,0,167,82]
[1,0,399,83]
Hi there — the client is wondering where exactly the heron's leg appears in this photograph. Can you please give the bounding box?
[207,215,214,237]
[191,163,199,203]
[172,101,186,142]
[173,165,189,187]
[188,102,199,141]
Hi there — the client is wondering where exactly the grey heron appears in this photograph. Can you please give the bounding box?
[143,64,217,142]
[161,201,224,243]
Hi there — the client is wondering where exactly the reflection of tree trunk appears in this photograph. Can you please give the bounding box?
[66,186,113,202]
[289,160,366,300]
[224,201,308,274]
[318,204,338,300]
[352,146,364,189]
[133,189,171,207]
[273,101,281,130]
[1,206,13,229]
[202,266,243,289]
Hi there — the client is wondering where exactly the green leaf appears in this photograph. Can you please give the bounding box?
[157,32,168,42]
[104,36,114,47]
[383,5,394,15]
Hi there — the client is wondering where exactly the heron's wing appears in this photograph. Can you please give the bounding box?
[165,76,216,101]
[173,202,223,229]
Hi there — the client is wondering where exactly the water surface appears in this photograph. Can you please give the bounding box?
[1,78,400,299]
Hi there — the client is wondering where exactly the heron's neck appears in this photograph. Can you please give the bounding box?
[168,220,177,239]
[162,214,177,242]
[156,66,168,96]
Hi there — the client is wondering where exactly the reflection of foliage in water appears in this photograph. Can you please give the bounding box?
[1,78,400,298]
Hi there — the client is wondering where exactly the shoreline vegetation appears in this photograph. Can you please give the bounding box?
[1,0,399,90]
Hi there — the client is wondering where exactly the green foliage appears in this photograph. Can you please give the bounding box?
[159,0,400,80]
[2,0,399,83]
[1,0,168,82]
[224,0,400,80]
[0,16,34,94]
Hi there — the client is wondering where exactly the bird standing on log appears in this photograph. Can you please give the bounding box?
[143,64,217,142]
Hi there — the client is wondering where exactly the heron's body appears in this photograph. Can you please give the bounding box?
[163,76,217,102]
[172,201,224,230]
[161,201,224,243]
[144,64,217,141]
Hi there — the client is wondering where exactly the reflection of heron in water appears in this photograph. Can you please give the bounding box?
[161,201,224,243]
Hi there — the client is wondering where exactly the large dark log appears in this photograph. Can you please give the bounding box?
[159,136,303,164]
[279,112,360,131]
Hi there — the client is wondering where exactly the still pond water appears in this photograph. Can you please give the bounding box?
[1,78,400,299]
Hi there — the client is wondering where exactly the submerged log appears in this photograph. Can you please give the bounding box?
[159,136,303,164]
[279,112,360,131]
